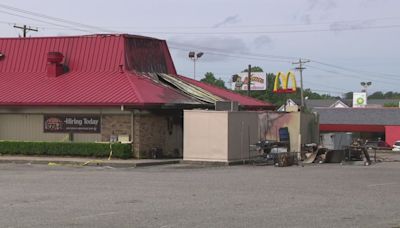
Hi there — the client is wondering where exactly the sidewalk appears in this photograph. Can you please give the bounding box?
[0,155,181,168]
[373,151,400,162]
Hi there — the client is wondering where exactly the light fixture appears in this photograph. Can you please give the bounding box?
[360,81,372,93]
[188,51,204,80]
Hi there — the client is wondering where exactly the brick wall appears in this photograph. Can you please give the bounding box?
[133,112,182,158]
[100,112,182,158]
[101,114,132,142]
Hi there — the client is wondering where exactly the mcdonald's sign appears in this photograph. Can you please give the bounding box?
[273,72,297,93]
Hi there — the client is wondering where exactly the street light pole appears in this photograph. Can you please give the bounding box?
[188,51,204,80]
[360,81,372,94]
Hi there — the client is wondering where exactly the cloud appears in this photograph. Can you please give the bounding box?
[307,0,337,11]
[253,35,273,49]
[295,0,337,23]
[168,36,248,62]
[300,14,312,24]
[213,14,240,28]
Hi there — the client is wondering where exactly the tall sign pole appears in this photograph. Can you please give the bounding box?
[247,64,251,96]
[292,58,310,108]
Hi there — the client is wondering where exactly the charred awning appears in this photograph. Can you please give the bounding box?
[157,73,224,104]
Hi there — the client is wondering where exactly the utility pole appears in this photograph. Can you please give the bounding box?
[13,24,38,37]
[292,58,310,108]
[247,64,251,96]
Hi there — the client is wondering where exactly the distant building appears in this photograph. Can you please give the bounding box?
[278,98,400,146]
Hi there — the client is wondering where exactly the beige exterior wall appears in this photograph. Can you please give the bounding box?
[0,107,128,143]
[0,114,70,141]
[184,111,228,162]
[227,112,259,160]
[0,107,185,158]
[184,110,319,162]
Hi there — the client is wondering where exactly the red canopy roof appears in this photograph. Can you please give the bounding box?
[0,34,273,109]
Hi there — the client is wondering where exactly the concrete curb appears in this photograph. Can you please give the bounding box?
[0,157,181,168]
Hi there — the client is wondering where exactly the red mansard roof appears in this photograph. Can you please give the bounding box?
[0,34,273,109]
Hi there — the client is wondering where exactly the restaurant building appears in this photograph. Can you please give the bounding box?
[0,34,273,158]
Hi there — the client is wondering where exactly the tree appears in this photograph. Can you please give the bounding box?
[343,92,353,99]
[200,72,226,89]
[242,66,263,73]
[368,91,384,99]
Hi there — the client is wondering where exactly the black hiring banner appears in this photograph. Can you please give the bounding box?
[44,115,101,133]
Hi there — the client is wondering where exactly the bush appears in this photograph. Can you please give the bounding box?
[0,141,132,159]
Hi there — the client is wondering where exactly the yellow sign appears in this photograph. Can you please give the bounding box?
[273,72,297,93]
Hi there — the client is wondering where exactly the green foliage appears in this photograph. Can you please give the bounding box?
[383,102,399,107]
[369,91,400,99]
[200,72,226,89]
[343,92,353,99]
[242,66,264,73]
[368,91,385,99]
[0,141,132,159]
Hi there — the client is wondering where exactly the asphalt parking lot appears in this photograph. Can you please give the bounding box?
[1,162,400,228]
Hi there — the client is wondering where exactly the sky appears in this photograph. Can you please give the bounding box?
[0,0,399,96]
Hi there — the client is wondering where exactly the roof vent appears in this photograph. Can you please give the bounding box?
[47,52,63,64]
[47,52,65,77]
[0,52,4,60]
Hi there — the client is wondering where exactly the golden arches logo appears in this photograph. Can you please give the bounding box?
[273,72,297,93]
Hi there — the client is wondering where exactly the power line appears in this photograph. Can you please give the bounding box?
[169,46,292,63]
[2,3,400,36]
[0,3,116,33]
[310,59,400,78]
[307,64,399,84]
[168,42,297,60]
[306,65,400,90]
[0,9,92,33]
[63,24,400,35]
[33,16,400,30]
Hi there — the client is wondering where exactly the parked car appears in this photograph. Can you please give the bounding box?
[393,141,400,152]
[364,141,392,150]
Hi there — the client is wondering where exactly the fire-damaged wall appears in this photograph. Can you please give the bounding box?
[124,37,176,74]
[258,112,319,152]
[132,111,183,158]
[101,115,132,142]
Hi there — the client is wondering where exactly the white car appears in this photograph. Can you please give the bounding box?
[393,141,400,152]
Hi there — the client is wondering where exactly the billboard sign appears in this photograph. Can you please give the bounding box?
[44,115,101,133]
[232,72,266,91]
[353,92,367,108]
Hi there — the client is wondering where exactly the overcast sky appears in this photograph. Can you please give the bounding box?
[0,0,399,95]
